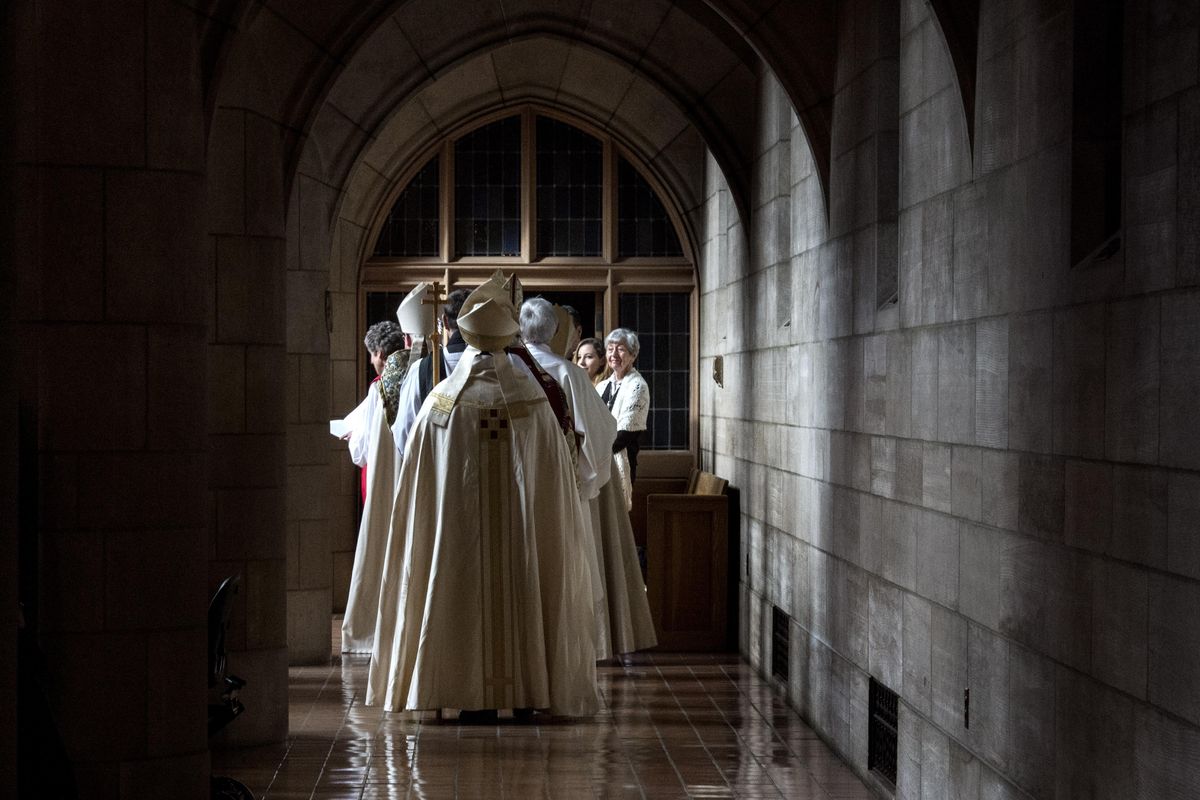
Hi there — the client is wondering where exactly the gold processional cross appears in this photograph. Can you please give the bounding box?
[422,281,447,385]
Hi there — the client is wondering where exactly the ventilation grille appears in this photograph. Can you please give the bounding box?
[868,678,898,786]
[771,606,789,681]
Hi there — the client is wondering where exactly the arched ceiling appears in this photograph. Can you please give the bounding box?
[203,0,844,226]
[202,0,979,229]
[318,35,716,249]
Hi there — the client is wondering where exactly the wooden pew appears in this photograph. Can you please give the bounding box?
[645,470,729,650]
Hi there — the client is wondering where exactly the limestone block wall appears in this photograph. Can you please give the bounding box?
[704,0,1200,797]
[205,107,290,743]
[284,172,335,662]
[9,2,212,796]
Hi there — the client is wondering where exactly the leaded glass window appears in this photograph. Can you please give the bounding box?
[362,107,696,453]
[454,117,521,257]
[617,157,683,258]
[373,158,440,257]
[536,116,603,257]
[618,292,690,449]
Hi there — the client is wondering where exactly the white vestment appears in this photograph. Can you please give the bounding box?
[343,388,374,469]
[368,348,599,716]
[526,342,614,501]
[528,343,657,657]
[391,341,467,455]
[589,474,658,655]
[610,451,634,511]
[527,343,656,658]
[341,382,399,653]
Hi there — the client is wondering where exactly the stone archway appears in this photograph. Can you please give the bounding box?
[200,1,850,747]
[292,32,752,661]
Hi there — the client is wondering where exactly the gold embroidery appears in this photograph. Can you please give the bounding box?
[478,407,515,709]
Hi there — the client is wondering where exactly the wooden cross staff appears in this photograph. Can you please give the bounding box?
[422,281,448,385]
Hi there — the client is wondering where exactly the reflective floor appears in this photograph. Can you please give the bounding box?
[212,620,875,799]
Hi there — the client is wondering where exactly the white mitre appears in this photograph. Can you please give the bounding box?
[426,275,524,423]
[457,293,519,352]
[547,304,574,357]
[396,282,433,335]
[502,273,523,308]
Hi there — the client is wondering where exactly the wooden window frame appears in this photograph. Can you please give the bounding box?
[359,104,699,472]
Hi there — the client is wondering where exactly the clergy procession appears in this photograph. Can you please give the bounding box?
[335,271,656,719]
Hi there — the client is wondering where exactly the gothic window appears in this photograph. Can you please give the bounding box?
[536,116,603,257]
[373,158,440,257]
[363,106,696,453]
[617,156,683,258]
[455,117,522,257]
[618,292,690,450]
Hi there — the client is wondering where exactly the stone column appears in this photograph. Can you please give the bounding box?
[11,2,211,796]
[206,106,290,745]
[285,177,334,665]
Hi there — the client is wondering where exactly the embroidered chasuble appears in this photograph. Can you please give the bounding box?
[367,349,599,716]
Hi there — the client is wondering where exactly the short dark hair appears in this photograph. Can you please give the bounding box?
[364,320,401,353]
[377,325,406,356]
[443,288,470,329]
[561,304,582,329]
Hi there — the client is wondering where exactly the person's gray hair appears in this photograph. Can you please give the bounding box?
[605,327,640,358]
[519,297,558,345]
[364,320,403,354]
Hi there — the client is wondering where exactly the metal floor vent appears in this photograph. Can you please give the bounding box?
[868,677,898,786]
[771,606,789,681]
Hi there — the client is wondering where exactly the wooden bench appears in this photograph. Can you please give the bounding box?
[645,469,730,650]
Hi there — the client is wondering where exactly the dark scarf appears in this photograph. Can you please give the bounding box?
[416,330,467,402]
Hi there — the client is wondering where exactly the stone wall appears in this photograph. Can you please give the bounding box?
[10,2,212,795]
[205,29,299,742]
[708,0,1200,797]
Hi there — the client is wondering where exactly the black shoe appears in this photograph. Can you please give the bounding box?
[458,709,498,724]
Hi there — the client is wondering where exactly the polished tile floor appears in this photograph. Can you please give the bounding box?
[212,620,875,799]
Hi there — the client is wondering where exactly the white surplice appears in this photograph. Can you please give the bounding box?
[367,348,599,716]
[588,472,657,654]
[525,342,614,502]
[340,382,399,653]
[526,343,656,658]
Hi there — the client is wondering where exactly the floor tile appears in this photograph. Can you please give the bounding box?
[210,616,874,799]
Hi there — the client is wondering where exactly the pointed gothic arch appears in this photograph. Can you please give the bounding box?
[356,103,699,462]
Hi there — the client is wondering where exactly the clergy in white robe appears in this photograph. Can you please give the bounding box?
[390,288,471,456]
[368,278,599,717]
[340,321,410,652]
[520,298,657,659]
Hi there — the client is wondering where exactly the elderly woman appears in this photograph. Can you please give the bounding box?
[595,328,649,510]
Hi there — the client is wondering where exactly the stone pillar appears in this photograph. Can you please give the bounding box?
[285,177,333,664]
[328,219,365,615]
[206,107,290,745]
[11,2,211,797]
